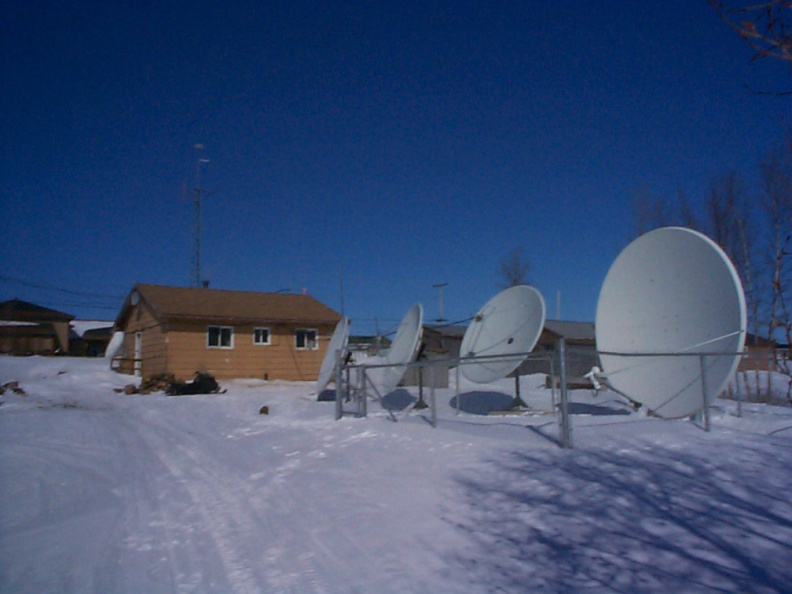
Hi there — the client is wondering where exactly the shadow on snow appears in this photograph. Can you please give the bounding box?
[446,434,792,593]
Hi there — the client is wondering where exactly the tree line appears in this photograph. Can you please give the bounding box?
[633,131,792,401]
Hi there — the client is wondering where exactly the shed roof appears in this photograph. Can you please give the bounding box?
[424,324,467,338]
[424,321,595,342]
[543,319,595,341]
[0,298,74,322]
[116,284,342,327]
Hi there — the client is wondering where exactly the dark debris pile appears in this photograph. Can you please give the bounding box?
[116,372,224,396]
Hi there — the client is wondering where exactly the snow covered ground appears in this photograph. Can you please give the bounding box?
[2,356,792,593]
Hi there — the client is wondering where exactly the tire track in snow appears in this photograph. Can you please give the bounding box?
[130,409,266,593]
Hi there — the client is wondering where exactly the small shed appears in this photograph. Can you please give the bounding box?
[0,298,74,355]
[422,324,467,360]
[516,319,598,378]
[398,324,467,388]
[113,284,342,381]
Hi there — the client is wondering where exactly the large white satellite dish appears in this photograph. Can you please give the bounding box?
[367,304,423,396]
[596,226,746,418]
[460,285,546,384]
[315,316,349,395]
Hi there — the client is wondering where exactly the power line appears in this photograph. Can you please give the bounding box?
[0,274,125,301]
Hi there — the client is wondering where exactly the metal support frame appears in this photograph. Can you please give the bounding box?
[700,354,711,432]
[329,341,744,450]
[558,338,573,449]
[334,349,343,421]
[455,364,461,415]
[429,364,437,427]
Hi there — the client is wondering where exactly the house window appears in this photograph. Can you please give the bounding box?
[295,328,318,350]
[254,327,271,345]
[207,326,234,349]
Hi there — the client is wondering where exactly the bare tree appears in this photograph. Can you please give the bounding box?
[629,174,768,399]
[628,134,792,403]
[705,172,765,400]
[677,188,702,230]
[630,187,700,238]
[711,0,792,94]
[498,246,531,288]
[631,188,673,238]
[705,172,754,274]
[712,0,792,63]
[760,134,792,402]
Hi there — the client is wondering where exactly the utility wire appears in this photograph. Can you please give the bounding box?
[0,274,125,301]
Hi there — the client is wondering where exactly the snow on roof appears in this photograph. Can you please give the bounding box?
[70,320,114,338]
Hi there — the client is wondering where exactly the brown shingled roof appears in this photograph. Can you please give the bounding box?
[119,284,341,325]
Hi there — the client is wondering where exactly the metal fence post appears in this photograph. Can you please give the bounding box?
[360,367,368,418]
[558,338,573,449]
[334,349,343,421]
[430,364,437,428]
[700,354,711,432]
[455,364,461,415]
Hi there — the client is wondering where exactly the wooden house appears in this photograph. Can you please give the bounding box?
[0,298,74,355]
[113,284,342,381]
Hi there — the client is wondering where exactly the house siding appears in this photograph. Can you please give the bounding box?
[113,285,341,382]
[739,345,777,372]
[150,321,334,381]
[0,299,75,355]
[0,333,55,355]
[117,303,168,376]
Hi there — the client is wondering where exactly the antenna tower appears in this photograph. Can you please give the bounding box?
[191,144,209,288]
[432,282,448,322]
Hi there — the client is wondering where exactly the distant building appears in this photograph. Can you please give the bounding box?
[70,321,114,357]
[739,333,777,372]
[0,298,74,355]
[401,320,598,388]
[518,319,598,379]
[422,324,466,360]
[418,320,597,378]
[113,284,342,381]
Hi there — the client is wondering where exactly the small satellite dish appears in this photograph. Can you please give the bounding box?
[130,290,140,306]
[460,285,546,384]
[596,226,746,418]
[367,304,423,396]
[315,316,349,395]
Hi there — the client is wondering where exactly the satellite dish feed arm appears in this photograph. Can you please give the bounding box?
[583,366,603,391]
[600,378,645,412]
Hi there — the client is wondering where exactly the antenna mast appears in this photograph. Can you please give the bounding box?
[191,144,209,288]
[432,282,448,322]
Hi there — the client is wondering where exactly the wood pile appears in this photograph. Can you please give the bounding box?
[115,373,177,395]
[1,381,26,395]
[115,372,224,396]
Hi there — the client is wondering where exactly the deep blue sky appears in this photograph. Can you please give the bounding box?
[1,1,789,335]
